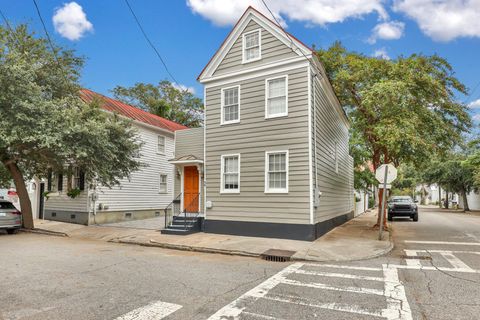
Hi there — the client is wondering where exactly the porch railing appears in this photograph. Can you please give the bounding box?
[164,193,182,228]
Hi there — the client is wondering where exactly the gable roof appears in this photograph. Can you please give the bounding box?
[79,89,188,132]
[197,6,312,81]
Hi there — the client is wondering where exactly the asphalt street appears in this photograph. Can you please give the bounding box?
[1,207,479,320]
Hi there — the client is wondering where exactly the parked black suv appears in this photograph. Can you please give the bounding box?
[387,196,418,222]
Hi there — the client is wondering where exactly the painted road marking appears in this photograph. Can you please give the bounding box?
[382,265,413,320]
[388,264,480,273]
[404,250,423,268]
[295,269,385,282]
[404,240,480,246]
[303,263,382,271]
[207,262,304,320]
[209,262,413,320]
[262,294,384,318]
[114,301,182,320]
[281,278,385,296]
[439,252,474,270]
[403,249,479,271]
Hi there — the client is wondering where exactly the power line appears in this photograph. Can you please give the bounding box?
[123,0,180,86]
[260,0,322,78]
[31,0,64,70]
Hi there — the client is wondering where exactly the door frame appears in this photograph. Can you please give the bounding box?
[180,165,202,213]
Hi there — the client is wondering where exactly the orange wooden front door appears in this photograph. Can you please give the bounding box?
[184,166,199,212]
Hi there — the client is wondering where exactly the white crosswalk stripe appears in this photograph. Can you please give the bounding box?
[208,262,412,320]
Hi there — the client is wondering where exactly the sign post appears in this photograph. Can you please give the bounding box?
[375,164,397,240]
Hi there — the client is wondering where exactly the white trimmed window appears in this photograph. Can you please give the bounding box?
[221,86,240,124]
[157,135,165,154]
[266,76,288,118]
[265,151,288,193]
[221,154,240,193]
[242,29,261,63]
[159,174,168,193]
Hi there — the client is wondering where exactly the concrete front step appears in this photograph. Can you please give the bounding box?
[160,228,199,235]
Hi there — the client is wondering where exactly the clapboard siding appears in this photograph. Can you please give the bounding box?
[175,127,204,159]
[44,179,89,212]
[213,20,297,77]
[311,70,354,223]
[205,66,310,224]
[96,124,176,211]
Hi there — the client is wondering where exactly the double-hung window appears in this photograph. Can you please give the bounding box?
[221,86,240,124]
[266,76,288,118]
[159,174,168,193]
[242,29,261,63]
[221,154,240,193]
[157,136,166,154]
[265,151,288,193]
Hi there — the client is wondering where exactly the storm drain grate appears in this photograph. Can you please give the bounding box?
[400,255,432,261]
[261,249,296,262]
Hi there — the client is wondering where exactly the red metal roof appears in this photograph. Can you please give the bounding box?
[79,89,188,132]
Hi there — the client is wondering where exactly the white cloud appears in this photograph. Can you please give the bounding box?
[187,0,387,27]
[468,99,480,109]
[394,0,480,41]
[368,21,405,43]
[52,2,93,41]
[373,48,390,60]
[173,83,196,95]
[473,113,480,122]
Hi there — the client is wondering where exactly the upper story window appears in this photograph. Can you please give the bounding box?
[221,86,240,124]
[242,29,261,63]
[157,135,166,154]
[265,151,288,193]
[221,154,240,193]
[266,75,288,118]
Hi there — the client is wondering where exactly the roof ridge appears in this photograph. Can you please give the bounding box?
[79,88,188,132]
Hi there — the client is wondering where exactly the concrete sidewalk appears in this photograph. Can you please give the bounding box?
[28,210,392,262]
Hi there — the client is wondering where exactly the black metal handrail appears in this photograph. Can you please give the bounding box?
[164,193,182,228]
[180,193,201,230]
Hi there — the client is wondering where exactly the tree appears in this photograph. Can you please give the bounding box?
[422,155,476,211]
[0,24,142,228]
[317,42,472,227]
[112,81,204,127]
[391,164,421,198]
[349,129,375,191]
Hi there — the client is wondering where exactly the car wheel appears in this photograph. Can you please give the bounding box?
[388,214,393,221]
[6,229,17,234]
[413,213,418,222]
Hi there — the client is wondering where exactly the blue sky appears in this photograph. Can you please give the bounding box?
[2,0,480,127]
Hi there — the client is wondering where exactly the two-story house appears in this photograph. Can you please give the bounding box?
[43,89,187,225]
[165,7,354,241]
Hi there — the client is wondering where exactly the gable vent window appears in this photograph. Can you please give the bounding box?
[243,29,261,63]
[266,76,288,118]
[221,86,240,124]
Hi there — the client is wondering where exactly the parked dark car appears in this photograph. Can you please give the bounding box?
[0,200,22,234]
[387,196,418,222]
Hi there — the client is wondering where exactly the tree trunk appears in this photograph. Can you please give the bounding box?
[462,190,470,212]
[445,191,449,209]
[438,186,442,208]
[3,161,34,229]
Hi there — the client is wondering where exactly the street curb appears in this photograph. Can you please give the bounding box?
[110,239,260,258]
[20,228,69,237]
[109,236,394,263]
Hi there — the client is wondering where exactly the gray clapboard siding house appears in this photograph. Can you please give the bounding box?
[43,89,188,225]
[167,6,354,241]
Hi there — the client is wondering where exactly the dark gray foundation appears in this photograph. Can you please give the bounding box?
[203,211,354,241]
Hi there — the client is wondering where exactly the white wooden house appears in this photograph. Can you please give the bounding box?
[43,89,187,225]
